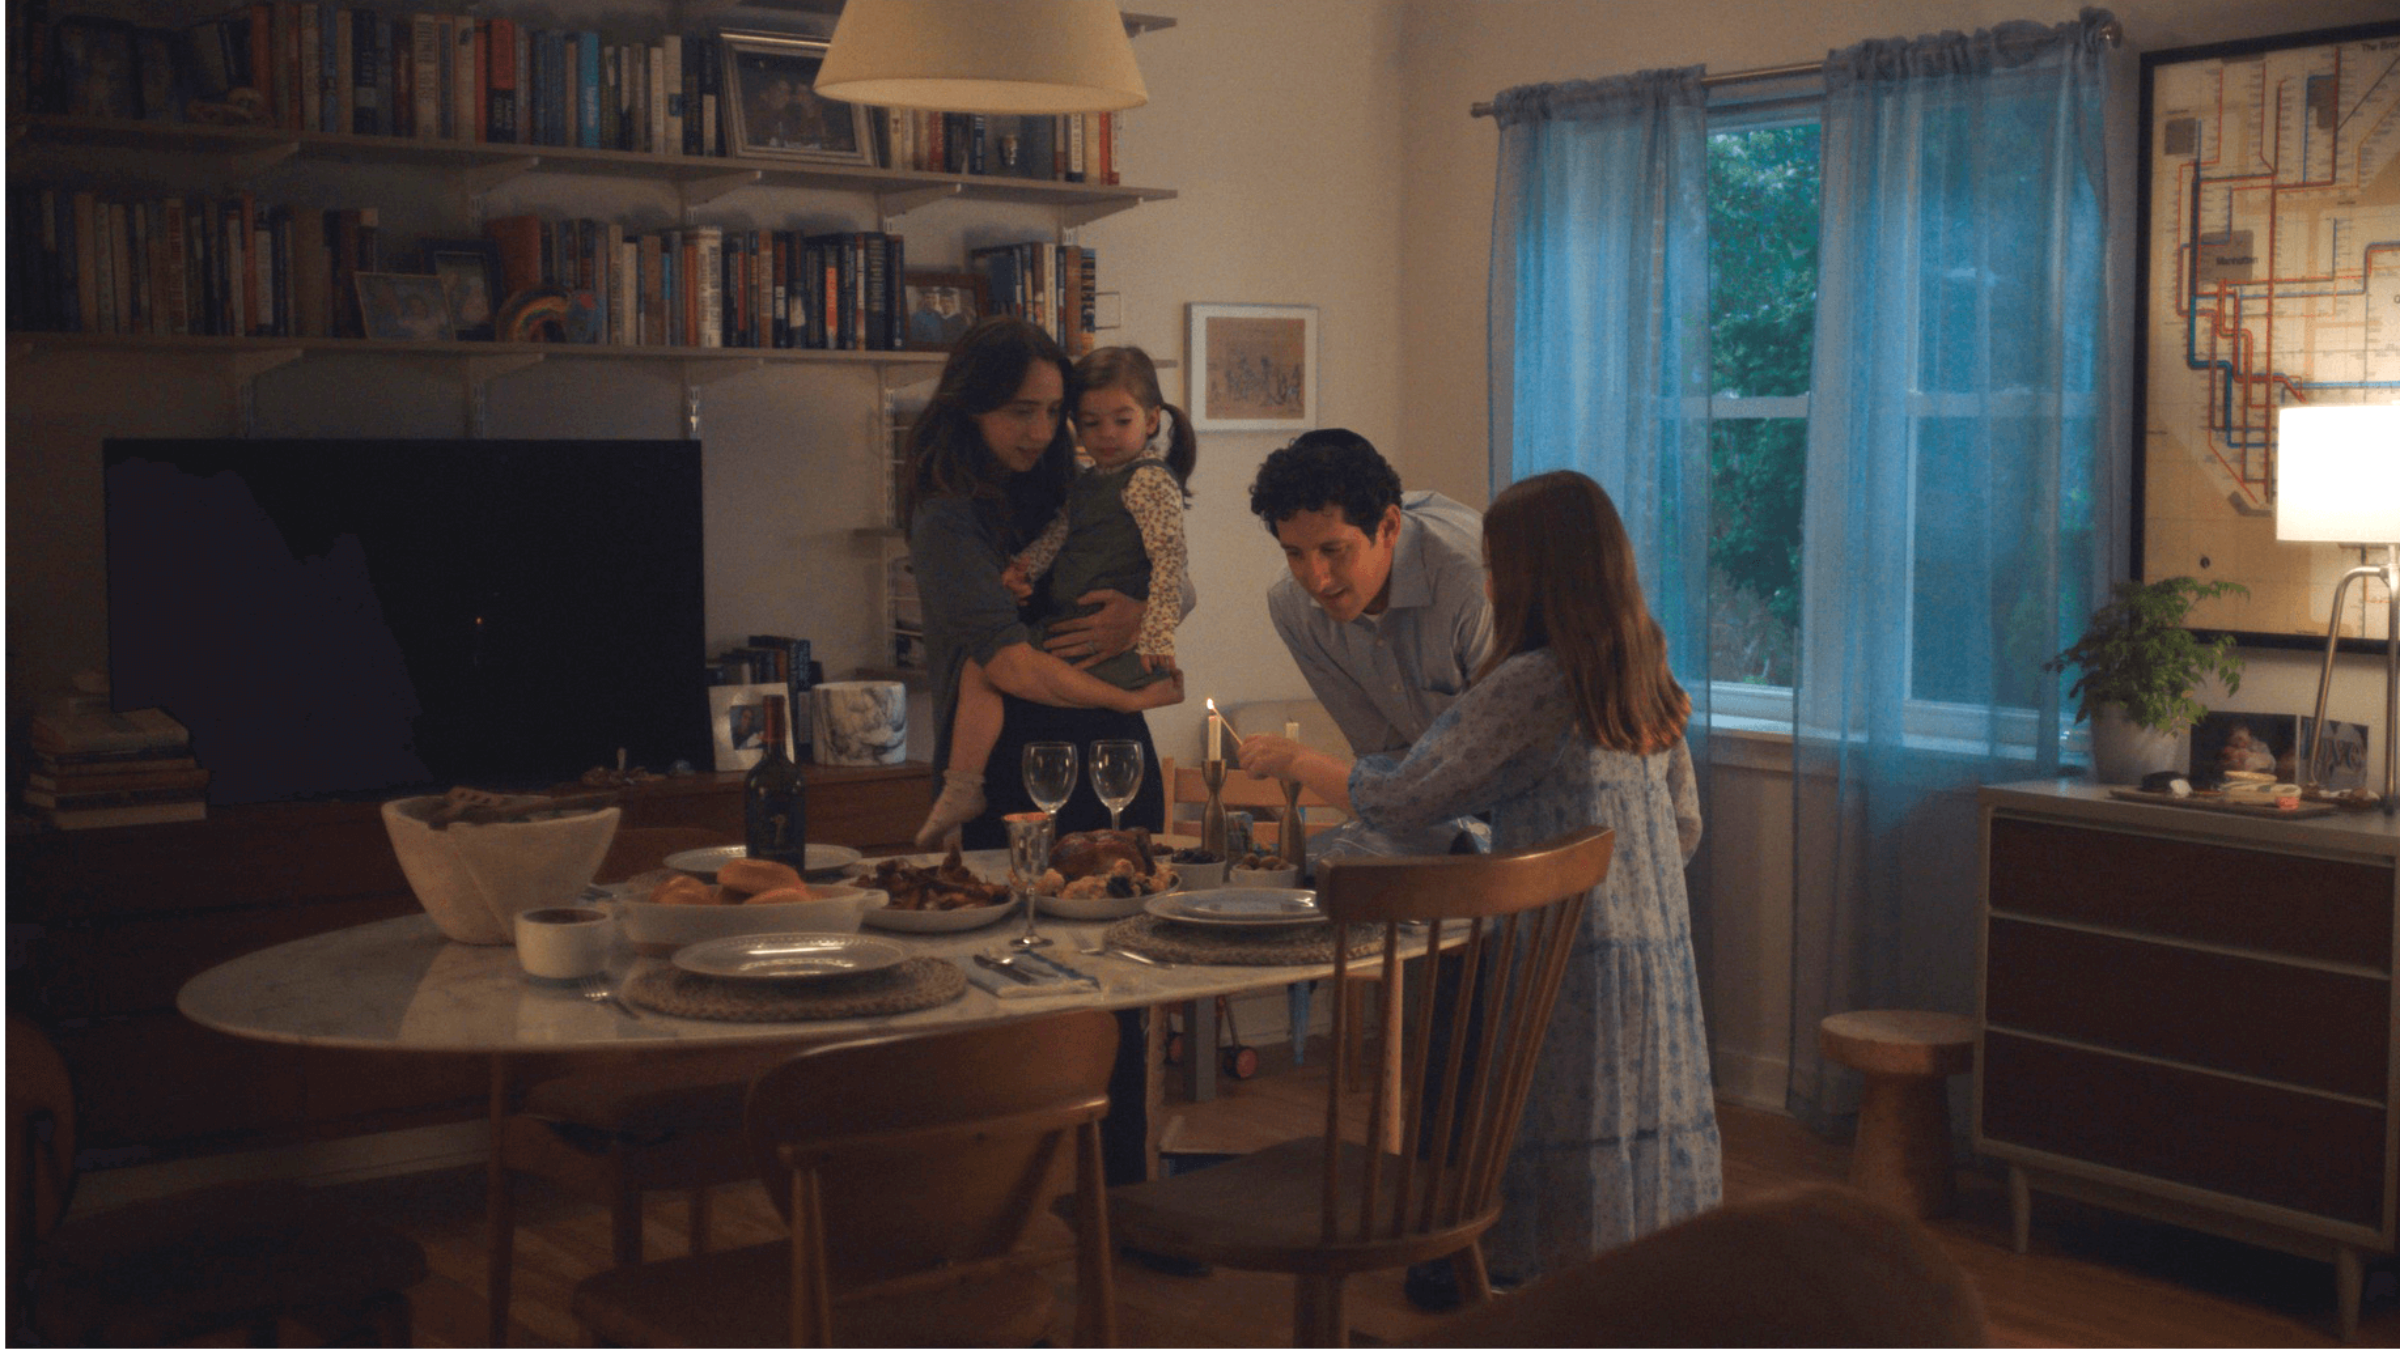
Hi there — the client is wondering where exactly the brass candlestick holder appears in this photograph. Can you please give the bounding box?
[1200,759,1229,858]
[1279,778,1307,877]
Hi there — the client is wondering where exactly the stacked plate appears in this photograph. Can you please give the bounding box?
[664,843,865,883]
[671,933,908,982]
[1144,888,1325,928]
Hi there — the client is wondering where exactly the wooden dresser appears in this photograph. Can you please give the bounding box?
[1976,782,2399,1338]
[7,763,931,1168]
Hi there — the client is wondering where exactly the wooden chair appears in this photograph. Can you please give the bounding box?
[1104,825,1616,1347]
[569,1010,1121,1347]
[488,825,795,1344]
[1403,1184,1991,1347]
[7,1016,427,1347]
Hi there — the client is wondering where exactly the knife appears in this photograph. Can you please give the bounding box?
[974,952,1039,984]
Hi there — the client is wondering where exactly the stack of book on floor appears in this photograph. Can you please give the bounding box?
[26,707,208,830]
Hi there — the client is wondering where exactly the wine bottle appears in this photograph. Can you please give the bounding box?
[743,694,807,870]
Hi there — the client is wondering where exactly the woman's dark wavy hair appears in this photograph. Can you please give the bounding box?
[1072,346,1197,501]
[1246,429,1401,535]
[1480,469,1690,755]
[901,317,1076,546]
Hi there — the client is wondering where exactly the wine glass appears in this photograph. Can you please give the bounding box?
[1089,739,1144,832]
[1014,742,1078,948]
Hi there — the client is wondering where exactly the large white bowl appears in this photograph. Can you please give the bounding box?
[381,796,623,945]
[618,883,889,955]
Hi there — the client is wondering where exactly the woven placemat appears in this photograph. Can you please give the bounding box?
[624,956,966,1022]
[1104,914,1383,967]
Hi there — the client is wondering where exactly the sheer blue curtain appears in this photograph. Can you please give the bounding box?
[1787,11,2117,1128]
[1487,65,1717,983]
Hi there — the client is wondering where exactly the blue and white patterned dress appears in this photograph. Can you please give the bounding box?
[1347,647,1722,1280]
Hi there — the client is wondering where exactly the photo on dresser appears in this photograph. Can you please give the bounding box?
[709,682,795,772]
[2190,710,2369,790]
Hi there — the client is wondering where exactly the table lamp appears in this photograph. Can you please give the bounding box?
[815,0,1149,114]
[2275,403,2400,812]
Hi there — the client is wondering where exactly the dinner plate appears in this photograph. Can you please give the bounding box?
[671,932,908,981]
[664,842,866,882]
[1145,888,1325,928]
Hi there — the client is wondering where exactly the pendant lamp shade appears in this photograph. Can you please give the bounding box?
[814,0,1148,115]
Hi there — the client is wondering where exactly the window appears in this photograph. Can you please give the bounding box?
[1706,118,1817,703]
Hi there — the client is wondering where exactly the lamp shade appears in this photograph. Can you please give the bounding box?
[815,0,1148,114]
[2276,404,2400,544]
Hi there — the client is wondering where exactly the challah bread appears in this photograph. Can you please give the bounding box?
[717,856,804,895]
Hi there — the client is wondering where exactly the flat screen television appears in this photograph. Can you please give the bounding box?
[104,438,710,805]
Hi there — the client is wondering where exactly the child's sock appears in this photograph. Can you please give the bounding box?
[913,769,988,850]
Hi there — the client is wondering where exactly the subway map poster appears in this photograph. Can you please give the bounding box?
[2138,21,2400,645]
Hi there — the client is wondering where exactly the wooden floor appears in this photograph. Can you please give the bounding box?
[329,1035,2399,1347]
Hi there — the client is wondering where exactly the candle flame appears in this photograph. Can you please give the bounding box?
[1205,697,1219,714]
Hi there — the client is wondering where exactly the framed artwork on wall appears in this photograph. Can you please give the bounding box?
[719,30,875,166]
[1187,303,1318,432]
[2131,19,2400,652]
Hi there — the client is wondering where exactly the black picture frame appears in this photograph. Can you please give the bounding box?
[356,272,454,342]
[900,270,992,352]
[2130,19,2400,655]
[718,30,874,165]
[423,239,504,341]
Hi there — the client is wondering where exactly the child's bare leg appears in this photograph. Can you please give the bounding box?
[914,659,1000,848]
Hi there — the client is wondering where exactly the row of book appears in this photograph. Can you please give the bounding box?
[969,242,1103,359]
[25,707,208,830]
[12,6,1127,182]
[489,215,910,351]
[7,184,380,339]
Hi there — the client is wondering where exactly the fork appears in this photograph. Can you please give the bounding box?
[580,974,642,1020]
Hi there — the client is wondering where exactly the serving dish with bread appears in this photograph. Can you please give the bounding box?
[613,855,888,954]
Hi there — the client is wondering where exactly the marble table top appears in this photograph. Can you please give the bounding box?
[179,892,1390,1055]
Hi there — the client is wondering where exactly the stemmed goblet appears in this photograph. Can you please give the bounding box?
[1014,741,1079,949]
[1089,739,1144,832]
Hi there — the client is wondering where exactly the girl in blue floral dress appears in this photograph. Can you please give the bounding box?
[1235,468,1721,1283]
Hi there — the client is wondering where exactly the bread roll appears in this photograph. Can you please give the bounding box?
[647,874,715,906]
[742,886,818,906]
[718,856,804,895]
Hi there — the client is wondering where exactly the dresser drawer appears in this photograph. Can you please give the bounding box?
[1986,917,2390,1098]
[1981,1031,2387,1228]
[1988,816,2392,969]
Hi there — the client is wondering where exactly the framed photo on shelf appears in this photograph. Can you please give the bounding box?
[422,240,504,341]
[1187,303,1318,432]
[709,682,796,772]
[2131,19,2400,652]
[719,31,874,166]
[50,16,139,120]
[355,272,454,342]
[900,270,990,352]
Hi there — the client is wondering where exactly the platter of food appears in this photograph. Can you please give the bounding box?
[611,857,889,954]
[858,844,1019,932]
[1036,828,1181,920]
[671,932,909,982]
[663,843,865,883]
[1145,887,1324,929]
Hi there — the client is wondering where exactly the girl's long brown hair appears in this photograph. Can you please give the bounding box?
[1478,470,1690,754]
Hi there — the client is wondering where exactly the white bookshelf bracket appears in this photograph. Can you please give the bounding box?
[680,170,762,210]
[455,156,541,198]
[1062,195,1145,229]
[220,141,300,181]
[877,182,963,227]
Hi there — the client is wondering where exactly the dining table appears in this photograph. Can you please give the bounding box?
[175,850,1421,1176]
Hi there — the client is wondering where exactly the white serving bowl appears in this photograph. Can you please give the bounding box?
[618,882,889,955]
[381,796,622,945]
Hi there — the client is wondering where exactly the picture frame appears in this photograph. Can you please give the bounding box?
[1187,303,1318,432]
[50,16,139,121]
[422,239,504,341]
[900,270,991,352]
[719,30,874,166]
[354,272,455,342]
[2190,710,2370,791]
[2132,19,2400,653]
[709,682,797,772]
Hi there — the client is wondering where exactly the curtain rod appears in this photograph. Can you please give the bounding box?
[1468,20,2121,118]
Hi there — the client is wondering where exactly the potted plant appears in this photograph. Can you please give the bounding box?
[2045,576,2248,784]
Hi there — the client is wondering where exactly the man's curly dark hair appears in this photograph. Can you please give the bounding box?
[1246,429,1402,535]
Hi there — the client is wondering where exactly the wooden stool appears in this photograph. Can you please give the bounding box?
[1818,1010,1977,1218]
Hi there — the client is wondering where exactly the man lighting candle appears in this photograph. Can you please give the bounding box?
[1238,429,1491,859]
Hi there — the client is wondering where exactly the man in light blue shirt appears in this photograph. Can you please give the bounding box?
[1249,429,1491,855]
